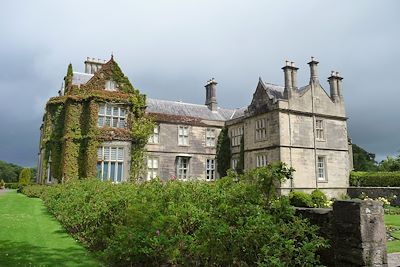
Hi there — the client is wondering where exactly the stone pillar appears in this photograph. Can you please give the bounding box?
[333,199,387,267]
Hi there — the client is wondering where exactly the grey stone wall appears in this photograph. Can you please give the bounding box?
[296,200,388,267]
[348,187,400,206]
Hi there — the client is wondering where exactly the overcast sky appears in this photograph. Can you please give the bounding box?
[0,0,399,166]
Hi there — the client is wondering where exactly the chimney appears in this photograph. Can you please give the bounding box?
[308,56,319,84]
[84,57,107,74]
[336,71,343,97]
[282,60,298,98]
[328,71,339,102]
[205,78,218,111]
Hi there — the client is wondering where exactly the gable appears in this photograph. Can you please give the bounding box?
[81,57,136,94]
[247,79,276,115]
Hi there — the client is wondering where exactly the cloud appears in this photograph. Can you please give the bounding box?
[0,0,399,166]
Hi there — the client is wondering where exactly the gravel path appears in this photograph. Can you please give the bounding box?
[389,252,400,267]
[0,189,10,195]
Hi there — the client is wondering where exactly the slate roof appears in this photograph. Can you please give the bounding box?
[146,98,243,122]
[261,80,285,100]
[72,72,93,86]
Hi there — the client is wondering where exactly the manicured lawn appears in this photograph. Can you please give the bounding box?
[385,213,400,253]
[0,190,101,267]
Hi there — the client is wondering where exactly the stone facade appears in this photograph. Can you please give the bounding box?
[37,56,352,197]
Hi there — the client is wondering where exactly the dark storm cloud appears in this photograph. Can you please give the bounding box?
[0,0,399,166]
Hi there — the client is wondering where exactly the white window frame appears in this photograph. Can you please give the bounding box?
[176,157,190,180]
[98,103,127,129]
[315,119,325,141]
[317,156,327,181]
[232,158,239,170]
[178,125,189,146]
[255,118,267,141]
[148,125,160,144]
[206,158,216,181]
[147,157,159,181]
[97,146,124,183]
[105,80,117,91]
[256,154,268,168]
[205,128,216,147]
[230,126,243,147]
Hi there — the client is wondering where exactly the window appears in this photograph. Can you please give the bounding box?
[105,80,117,91]
[206,159,216,181]
[147,157,159,180]
[176,157,189,180]
[230,126,243,147]
[316,119,324,140]
[97,146,124,183]
[256,154,268,167]
[149,125,160,144]
[206,128,216,147]
[255,118,267,141]
[317,156,326,181]
[232,159,238,170]
[178,126,189,146]
[98,103,126,128]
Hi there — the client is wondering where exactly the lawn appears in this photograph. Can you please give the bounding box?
[385,213,400,253]
[0,190,101,267]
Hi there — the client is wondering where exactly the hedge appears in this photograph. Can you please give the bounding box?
[350,171,400,187]
[21,164,327,267]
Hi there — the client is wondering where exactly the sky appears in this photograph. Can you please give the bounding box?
[0,0,399,167]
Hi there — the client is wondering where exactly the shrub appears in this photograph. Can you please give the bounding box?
[311,189,328,208]
[350,171,400,187]
[32,164,327,266]
[289,191,313,208]
[5,182,19,189]
[21,184,47,198]
[18,168,31,187]
[0,179,5,189]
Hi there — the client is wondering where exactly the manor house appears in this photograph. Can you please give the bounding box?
[37,56,352,197]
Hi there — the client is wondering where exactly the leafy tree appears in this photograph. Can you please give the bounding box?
[352,144,378,171]
[0,160,23,182]
[236,135,245,174]
[379,154,400,172]
[216,127,231,177]
[18,168,32,186]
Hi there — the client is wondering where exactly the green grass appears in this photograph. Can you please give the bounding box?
[385,213,400,253]
[0,190,101,267]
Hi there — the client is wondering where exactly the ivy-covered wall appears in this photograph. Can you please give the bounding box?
[38,57,153,183]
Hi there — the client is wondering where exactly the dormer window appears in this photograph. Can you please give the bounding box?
[105,80,117,91]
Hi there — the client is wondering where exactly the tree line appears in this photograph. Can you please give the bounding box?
[0,160,36,183]
[352,144,400,172]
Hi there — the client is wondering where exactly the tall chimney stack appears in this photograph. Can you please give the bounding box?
[336,71,343,97]
[328,71,339,102]
[282,60,298,98]
[205,78,218,111]
[308,56,319,84]
[84,57,107,74]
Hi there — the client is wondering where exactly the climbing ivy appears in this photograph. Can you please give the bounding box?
[216,127,231,177]
[39,58,153,183]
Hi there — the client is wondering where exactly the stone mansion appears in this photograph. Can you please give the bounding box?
[37,56,352,197]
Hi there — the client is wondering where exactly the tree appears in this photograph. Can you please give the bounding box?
[352,144,378,171]
[18,168,31,186]
[379,154,400,172]
[216,127,231,177]
[0,160,23,182]
[236,135,245,174]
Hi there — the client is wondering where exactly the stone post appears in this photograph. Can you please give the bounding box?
[333,199,387,267]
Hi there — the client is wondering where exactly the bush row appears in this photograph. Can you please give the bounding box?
[289,190,330,208]
[5,182,19,189]
[22,164,327,267]
[350,171,400,187]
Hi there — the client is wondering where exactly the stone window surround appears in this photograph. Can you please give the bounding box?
[317,155,327,182]
[230,126,243,147]
[256,154,268,168]
[105,80,117,91]
[176,156,190,180]
[205,128,216,147]
[147,156,159,180]
[231,158,239,170]
[98,103,127,129]
[205,158,216,181]
[97,145,124,183]
[178,125,190,146]
[148,124,160,144]
[255,118,267,141]
[315,118,325,141]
